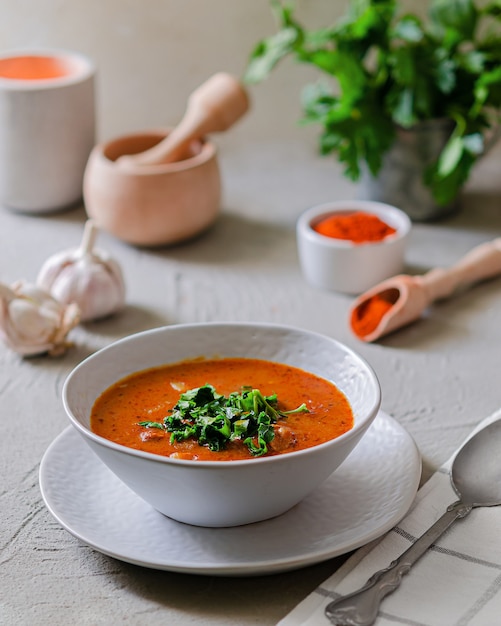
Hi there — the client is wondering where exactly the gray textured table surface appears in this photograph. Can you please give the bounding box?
[1,140,501,625]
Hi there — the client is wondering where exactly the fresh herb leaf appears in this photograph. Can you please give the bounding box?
[437,135,464,176]
[137,421,164,429]
[429,0,478,40]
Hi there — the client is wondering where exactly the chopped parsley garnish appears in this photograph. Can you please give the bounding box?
[138,384,308,457]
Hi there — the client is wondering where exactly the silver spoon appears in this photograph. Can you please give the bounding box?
[325,418,501,626]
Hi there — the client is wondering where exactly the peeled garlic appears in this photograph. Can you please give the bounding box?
[37,220,126,322]
[0,281,80,356]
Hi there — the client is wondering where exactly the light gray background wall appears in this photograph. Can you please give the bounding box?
[0,1,425,142]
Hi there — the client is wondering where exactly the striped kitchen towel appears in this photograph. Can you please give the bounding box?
[278,409,501,626]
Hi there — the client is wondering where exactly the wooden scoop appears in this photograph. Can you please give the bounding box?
[350,238,501,342]
[117,72,249,168]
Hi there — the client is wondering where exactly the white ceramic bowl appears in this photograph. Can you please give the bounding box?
[297,200,411,295]
[62,322,381,527]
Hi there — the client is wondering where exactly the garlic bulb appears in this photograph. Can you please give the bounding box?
[0,281,80,356]
[37,220,126,322]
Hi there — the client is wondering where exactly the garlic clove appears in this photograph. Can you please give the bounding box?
[0,281,80,356]
[8,298,59,342]
[49,258,125,321]
[37,220,126,322]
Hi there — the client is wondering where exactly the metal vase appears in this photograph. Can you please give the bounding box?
[357,119,457,222]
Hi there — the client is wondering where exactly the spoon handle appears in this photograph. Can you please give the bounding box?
[325,501,472,626]
[420,238,501,303]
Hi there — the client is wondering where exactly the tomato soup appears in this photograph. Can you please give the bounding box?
[90,357,354,461]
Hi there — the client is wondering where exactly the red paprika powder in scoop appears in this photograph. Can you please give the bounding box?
[313,211,396,244]
[350,293,395,339]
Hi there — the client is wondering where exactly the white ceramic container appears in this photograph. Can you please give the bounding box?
[62,322,381,527]
[0,49,95,213]
[296,200,411,295]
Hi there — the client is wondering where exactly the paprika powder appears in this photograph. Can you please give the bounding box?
[313,211,396,244]
[350,293,395,339]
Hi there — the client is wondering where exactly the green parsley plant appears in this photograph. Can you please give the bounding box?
[245,0,501,205]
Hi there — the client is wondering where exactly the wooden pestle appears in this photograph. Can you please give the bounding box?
[117,73,249,168]
[350,238,501,342]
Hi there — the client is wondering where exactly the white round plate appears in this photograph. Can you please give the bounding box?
[39,411,421,576]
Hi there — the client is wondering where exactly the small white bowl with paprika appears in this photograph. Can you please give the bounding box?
[296,200,411,295]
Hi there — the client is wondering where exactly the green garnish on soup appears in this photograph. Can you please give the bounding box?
[138,384,308,457]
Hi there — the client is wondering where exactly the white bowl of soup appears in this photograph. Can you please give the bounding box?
[63,322,381,527]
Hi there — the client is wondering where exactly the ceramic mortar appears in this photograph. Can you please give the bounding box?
[83,129,221,247]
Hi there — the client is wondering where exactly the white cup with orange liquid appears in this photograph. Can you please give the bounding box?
[0,49,95,213]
